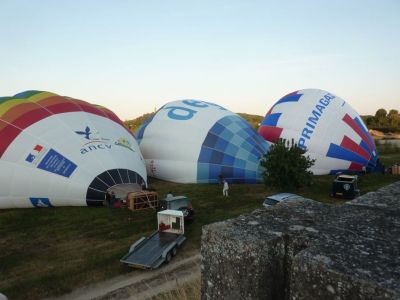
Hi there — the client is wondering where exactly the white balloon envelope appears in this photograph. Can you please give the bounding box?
[136,100,270,183]
[258,89,378,175]
[0,91,147,208]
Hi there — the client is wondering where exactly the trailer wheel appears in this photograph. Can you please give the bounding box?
[166,251,172,263]
[172,246,177,257]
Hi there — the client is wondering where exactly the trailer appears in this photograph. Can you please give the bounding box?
[126,191,158,211]
[120,210,186,269]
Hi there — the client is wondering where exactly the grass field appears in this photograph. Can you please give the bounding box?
[376,140,400,166]
[151,277,201,300]
[0,145,399,300]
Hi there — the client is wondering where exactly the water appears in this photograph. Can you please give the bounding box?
[376,139,400,146]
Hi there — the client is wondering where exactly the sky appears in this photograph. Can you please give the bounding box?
[1,0,399,120]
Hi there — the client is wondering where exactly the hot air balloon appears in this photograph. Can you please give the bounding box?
[136,100,269,183]
[258,89,378,175]
[0,91,146,209]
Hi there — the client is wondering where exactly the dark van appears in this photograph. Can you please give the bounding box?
[331,174,360,200]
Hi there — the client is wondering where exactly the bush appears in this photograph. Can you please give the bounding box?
[260,139,315,191]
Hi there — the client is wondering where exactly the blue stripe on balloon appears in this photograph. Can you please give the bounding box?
[233,168,245,178]
[203,133,219,148]
[208,164,222,179]
[197,115,269,183]
[354,117,376,149]
[234,158,246,169]
[210,151,224,164]
[210,122,225,135]
[135,114,154,142]
[237,129,249,140]
[198,148,213,162]
[354,117,369,137]
[215,138,229,152]
[261,113,282,126]
[224,143,239,157]
[13,90,40,99]
[219,117,233,126]
[359,140,371,155]
[275,93,303,105]
[326,143,368,165]
[222,154,235,165]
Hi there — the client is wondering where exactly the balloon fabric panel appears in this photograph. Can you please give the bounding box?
[258,89,378,175]
[0,91,147,208]
[137,100,270,183]
[197,115,269,183]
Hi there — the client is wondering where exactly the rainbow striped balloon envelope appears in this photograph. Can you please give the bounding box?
[0,91,146,209]
[258,89,378,175]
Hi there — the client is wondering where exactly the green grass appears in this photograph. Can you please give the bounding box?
[376,141,400,166]
[151,277,201,300]
[379,153,400,167]
[1,167,400,299]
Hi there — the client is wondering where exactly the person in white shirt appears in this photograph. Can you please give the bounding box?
[0,293,8,300]
[223,180,229,197]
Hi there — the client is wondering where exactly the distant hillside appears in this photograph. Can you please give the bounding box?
[125,110,400,136]
[237,113,264,130]
[124,112,264,133]
[124,113,155,133]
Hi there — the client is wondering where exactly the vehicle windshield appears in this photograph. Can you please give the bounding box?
[169,198,190,210]
[336,176,355,182]
[264,198,280,206]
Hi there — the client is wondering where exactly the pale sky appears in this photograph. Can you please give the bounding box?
[1,0,399,120]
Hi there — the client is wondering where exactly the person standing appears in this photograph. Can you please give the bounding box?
[223,179,229,197]
[105,191,111,207]
[110,191,116,208]
[0,293,8,300]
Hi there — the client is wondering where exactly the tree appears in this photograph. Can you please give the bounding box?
[387,109,399,129]
[260,139,315,191]
[362,108,400,132]
[375,108,388,128]
[238,113,264,130]
[124,113,155,133]
[361,115,376,127]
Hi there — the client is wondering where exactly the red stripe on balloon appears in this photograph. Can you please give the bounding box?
[0,120,22,158]
[340,136,371,161]
[0,103,130,157]
[342,114,374,151]
[348,162,363,171]
[258,125,283,143]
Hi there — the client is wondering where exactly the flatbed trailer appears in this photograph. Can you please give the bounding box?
[120,210,186,269]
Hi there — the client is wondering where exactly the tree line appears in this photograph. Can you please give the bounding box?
[124,112,264,134]
[125,108,400,135]
[361,108,400,133]
[124,113,155,133]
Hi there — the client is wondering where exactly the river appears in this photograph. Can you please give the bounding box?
[376,139,400,146]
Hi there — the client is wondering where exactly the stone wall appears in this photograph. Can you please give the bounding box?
[201,182,400,300]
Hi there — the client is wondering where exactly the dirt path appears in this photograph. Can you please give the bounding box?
[47,251,201,300]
